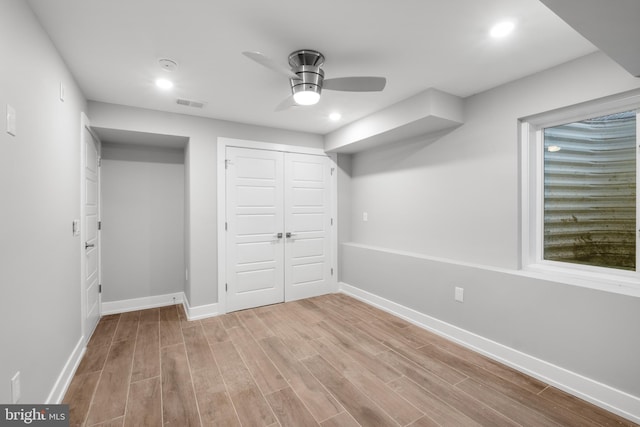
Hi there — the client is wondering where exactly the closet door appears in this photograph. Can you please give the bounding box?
[226,147,285,312]
[284,153,332,301]
[225,147,333,312]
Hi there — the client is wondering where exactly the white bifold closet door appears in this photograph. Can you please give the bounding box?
[225,147,332,312]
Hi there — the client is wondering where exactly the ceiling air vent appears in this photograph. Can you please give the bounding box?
[176,98,205,109]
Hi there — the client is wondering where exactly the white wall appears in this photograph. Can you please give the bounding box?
[87,102,324,307]
[0,1,87,403]
[184,141,192,302]
[336,154,352,281]
[341,51,640,417]
[349,52,640,268]
[101,143,185,302]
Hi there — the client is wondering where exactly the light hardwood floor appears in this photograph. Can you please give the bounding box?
[64,293,637,426]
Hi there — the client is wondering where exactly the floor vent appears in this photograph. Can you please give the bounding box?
[176,98,205,108]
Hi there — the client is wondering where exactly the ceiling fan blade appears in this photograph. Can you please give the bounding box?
[274,95,299,112]
[242,51,299,79]
[323,76,386,92]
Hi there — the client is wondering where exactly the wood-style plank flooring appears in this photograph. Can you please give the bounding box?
[64,293,638,426]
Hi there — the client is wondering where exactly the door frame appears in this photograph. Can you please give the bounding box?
[217,137,338,314]
[80,112,102,344]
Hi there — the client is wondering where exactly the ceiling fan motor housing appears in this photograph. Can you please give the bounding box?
[289,50,325,97]
[290,65,324,97]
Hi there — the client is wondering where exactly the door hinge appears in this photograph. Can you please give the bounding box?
[331,268,334,276]
[225,159,231,169]
[98,284,102,293]
[330,218,333,226]
[98,157,102,167]
[98,221,102,230]
[331,167,335,176]
[225,222,228,231]
[225,283,228,292]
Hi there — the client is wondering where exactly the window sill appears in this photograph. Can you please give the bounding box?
[521,263,640,298]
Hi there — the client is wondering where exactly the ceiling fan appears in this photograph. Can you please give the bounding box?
[242,49,387,110]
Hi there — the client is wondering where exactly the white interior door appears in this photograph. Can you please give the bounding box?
[226,147,285,312]
[82,123,100,341]
[225,147,333,312]
[284,153,332,301]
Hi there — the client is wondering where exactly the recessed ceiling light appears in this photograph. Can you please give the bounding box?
[155,78,174,90]
[329,112,342,121]
[490,21,515,38]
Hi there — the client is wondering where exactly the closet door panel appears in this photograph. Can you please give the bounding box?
[284,153,332,301]
[226,147,285,312]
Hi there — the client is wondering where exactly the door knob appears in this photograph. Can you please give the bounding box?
[275,232,283,239]
[286,232,297,238]
[85,242,95,249]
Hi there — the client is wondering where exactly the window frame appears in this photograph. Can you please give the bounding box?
[520,90,640,296]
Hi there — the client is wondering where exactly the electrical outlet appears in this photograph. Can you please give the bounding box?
[455,287,464,303]
[11,371,21,403]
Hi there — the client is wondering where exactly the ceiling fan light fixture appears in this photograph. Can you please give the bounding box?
[290,62,324,106]
[293,89,321,106]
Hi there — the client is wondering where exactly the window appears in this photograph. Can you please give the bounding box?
[543,111,636,271]
[521,91,640,293]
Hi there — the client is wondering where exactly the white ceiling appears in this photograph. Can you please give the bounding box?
[27,0,597,135]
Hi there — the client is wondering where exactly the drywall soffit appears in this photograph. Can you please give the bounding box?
[540,0,640,78]
[324,88,464,153]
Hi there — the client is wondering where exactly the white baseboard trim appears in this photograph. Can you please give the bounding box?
[46,336,85,404]
[183,297,219,321]
[101,292,184,315]
[339,282,640,424]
